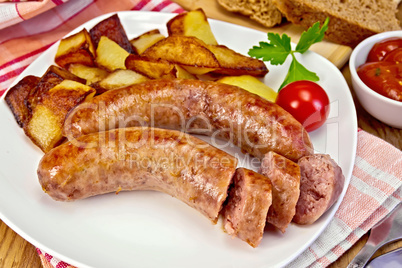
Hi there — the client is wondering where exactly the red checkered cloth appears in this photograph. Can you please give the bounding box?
[0,1,401,267]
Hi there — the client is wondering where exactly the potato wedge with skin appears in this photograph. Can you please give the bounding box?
[68,63,109,85]
[217,75,277,102]
[96,69,149,91]
[27,65,85,111]
[207,45,268,77]
[55,29,96,68]
[24,80,95,152]
[130,29,165,54]
[125,54,176,79]
[89,14,135,54]
[5,75,40,128]
[142,36,220,68]
[95,36,130,71]
[167,8,218,45]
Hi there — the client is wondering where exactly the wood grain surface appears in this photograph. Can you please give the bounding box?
[1,1,401,267]
[0,221,41,267]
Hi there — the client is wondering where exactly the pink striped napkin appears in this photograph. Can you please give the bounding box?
[0,0,43,3]
[0,0,68,30]
[0,1,401,267]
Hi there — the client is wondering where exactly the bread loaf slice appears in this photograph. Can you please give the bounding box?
[272,0,401,47]
[217,0,284,28]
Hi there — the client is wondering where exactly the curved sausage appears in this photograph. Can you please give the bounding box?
[259,151,300,233]
[293,154,345,225]
[222,168,272,248]
[38,127,238,223]
[63,79,313,162]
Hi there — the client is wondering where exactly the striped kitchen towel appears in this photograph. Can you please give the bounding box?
[1,1,401,268]
[0,0,68,30]
[0,0,43,3]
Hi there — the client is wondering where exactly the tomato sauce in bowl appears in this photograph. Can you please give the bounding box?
[350,31,402,128]
[357,37,402,102]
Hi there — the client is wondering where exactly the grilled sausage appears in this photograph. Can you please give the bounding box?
[259,151,300,233]
[63,79,313,162]
[293,154,345,225]
[37,127,238,222]
[222,168,272,248]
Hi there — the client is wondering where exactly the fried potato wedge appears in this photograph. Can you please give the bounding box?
[68,63,109,85]
[167,8,218,45]
[174,65,196,79]
[207,45,268,77]
[125,54,176,79]
[27,65,85,111]
[217,75,277,102]
[24,80,95,152]
[96,69,149,92]
[95,36,130,71]
[130,29,165,54]
[142,36,220,68]
[89,14,135,54]
[5,75,40,128]
[55,29,96,68]
[180,66,217,75]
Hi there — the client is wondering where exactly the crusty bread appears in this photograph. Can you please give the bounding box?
[272,0,401,47]
[217,0,284,28]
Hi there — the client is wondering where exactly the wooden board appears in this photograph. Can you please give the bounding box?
[171,0,353,69]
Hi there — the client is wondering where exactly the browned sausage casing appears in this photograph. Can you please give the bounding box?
[38,127,238,222]
[259,151,301,233]
[63,79,313,162]
[222,168,272,248]
[293,154,345,225]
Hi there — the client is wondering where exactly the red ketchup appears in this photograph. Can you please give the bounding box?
[357,37,402,102]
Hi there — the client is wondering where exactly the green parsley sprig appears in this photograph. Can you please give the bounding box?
[248,17,329,90]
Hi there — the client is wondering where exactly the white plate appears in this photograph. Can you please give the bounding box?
[0,11,357,268]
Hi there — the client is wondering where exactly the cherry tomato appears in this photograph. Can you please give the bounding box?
[275,80,330,132]
[367,37,402,62]
[357,61,402,101]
